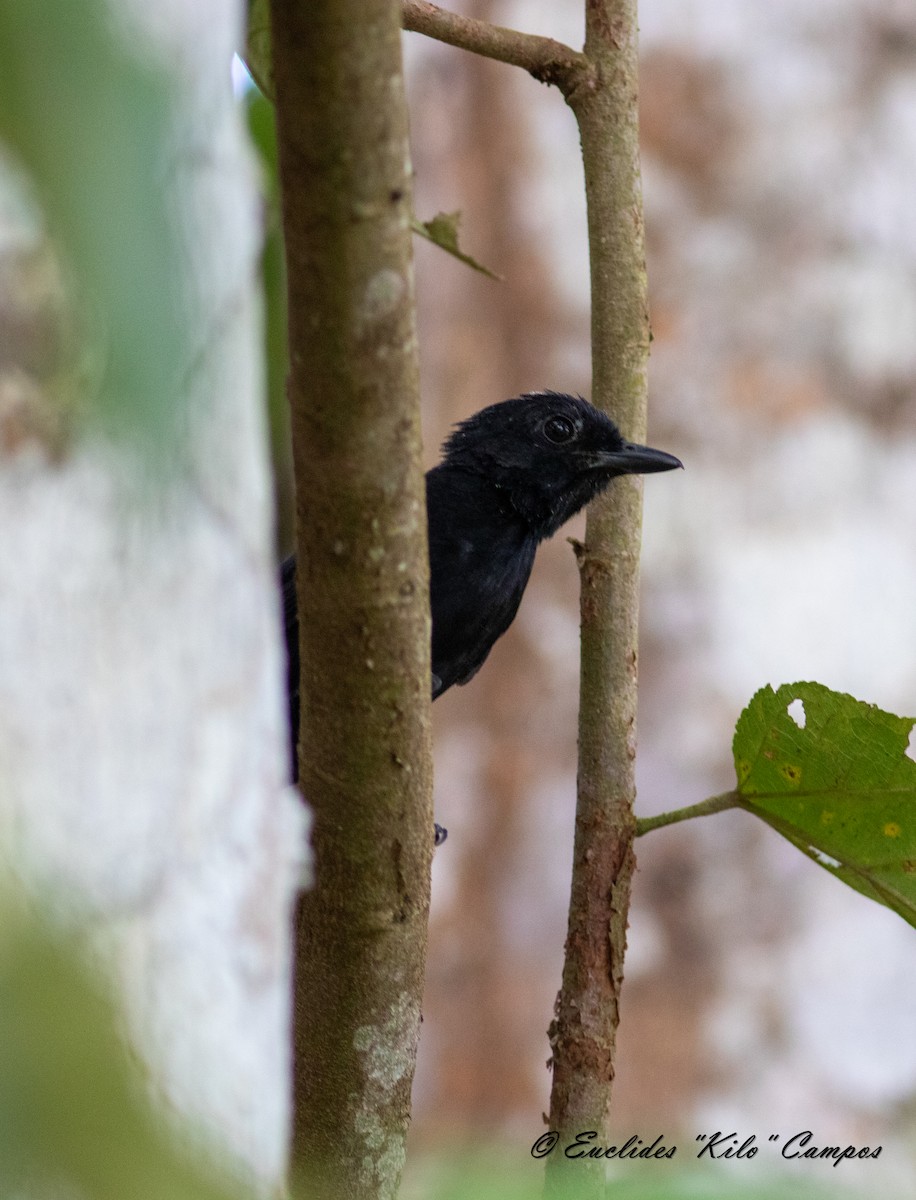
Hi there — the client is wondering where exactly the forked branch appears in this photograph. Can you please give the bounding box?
[401,0,594,98]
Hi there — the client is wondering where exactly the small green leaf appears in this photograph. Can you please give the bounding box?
[733,682,916,926]
[233,30,502,286]
[244,0,274,101]
[0,0,189,467]
[412,211,503,280]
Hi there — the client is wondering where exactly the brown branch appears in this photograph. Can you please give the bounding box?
[269,1,433,1197]
[401,0,594,97]
[546,0,648,1195]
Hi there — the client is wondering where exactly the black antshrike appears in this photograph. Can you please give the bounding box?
[283,391,681,806]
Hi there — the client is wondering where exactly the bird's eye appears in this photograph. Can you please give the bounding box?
[543,415,576,444]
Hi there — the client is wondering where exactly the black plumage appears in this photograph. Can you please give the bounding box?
[283,391,681,777]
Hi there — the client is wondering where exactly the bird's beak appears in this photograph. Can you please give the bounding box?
[585,441,683,475]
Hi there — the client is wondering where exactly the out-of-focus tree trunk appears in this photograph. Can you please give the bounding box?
[0,1,303,1193]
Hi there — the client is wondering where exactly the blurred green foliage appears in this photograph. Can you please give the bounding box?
[401,1151,866,1200]
[244,0,274,100]
[243,78,294,553]
[0,0,190,465]
[0,883,245,1200]
[0,868,873,1198]
[733,682,916,927]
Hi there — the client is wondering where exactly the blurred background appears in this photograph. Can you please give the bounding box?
[263,0,916,1189]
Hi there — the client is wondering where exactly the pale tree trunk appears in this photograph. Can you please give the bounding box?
[268,2,434,1197]
[0,1,303,1194]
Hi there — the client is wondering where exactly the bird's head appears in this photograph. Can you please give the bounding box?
[441,391,682,538]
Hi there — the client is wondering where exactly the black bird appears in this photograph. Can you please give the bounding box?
[283,391,680,787]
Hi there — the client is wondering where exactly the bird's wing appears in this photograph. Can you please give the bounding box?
[430,547,534,693]
[427,468,536,697]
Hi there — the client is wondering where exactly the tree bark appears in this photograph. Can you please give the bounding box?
[547,0,647,1192]
[268,2,433,1198]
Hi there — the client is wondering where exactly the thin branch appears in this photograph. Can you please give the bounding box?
[546,0,646,1192]
[401,0,594,97]
[636,792,740,837]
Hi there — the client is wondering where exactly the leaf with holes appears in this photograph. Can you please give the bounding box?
[733,682,916,927]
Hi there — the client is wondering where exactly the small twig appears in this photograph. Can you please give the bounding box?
[401,0,594,97]
[635,791,740,837]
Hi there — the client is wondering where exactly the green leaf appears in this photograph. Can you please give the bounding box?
[0,0,190,468]
[246,86,279,193]
[733,682,916,926]
[234,32,499,287]
[243,86,294,547]
[244,0,274,101]
[0,885,244,1199]
[403,1154,862,1200]
[412,211,503,280]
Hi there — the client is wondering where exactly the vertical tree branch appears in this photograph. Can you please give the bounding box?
[268,2,433,1198]
[547,0,647,1191]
